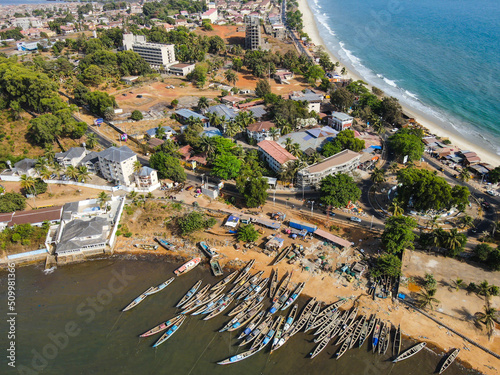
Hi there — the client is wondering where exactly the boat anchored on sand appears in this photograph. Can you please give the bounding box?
[393,342,426,363]
[439,348,460,374]
[174,257,201,276]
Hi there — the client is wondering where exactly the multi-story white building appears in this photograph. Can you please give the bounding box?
[55,147,87,168]
[289,89,324,113]
[329,112,354,131]
[257,140,297,172]
[123,34,177,69]
[297,149,361,187]
[201,8,218,23]
[247,121,279,142]
[134,167,160,190]
[98,146,137,186]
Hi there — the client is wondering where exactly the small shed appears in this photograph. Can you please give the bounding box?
[265,236,284,251]
[225,215,240,228]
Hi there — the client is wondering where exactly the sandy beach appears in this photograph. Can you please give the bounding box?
[297,0,500,167]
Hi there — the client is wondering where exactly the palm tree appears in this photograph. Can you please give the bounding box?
[155,126,166,139]
[388,162,399,174]
[370,167,386,185]
[77,166,90,183]
[98,191,110,210]
[416,289,440,310]
[287,143,302,158]
[127,190,138,201]
[197,96,209,113]
[458,168,471,182]
[199,136,217,154]
[477,280,498,302]
[442,228,464,254]
[53,163,63,179]
[426,215,440,230]
[451,278,463,291]
[429,228,444,252]
[340,67,347,76]
[44,145,55,164]
[224,69,238,86]
[234,111,255,129]
[66,166,78,181]
[40,168,52,193]
[207,112,222,129]
[459,215,474,229]
[388,199,404,216]
[20,174,36,204]
[86,133,98,149]
[224,122,241,137]
[35,157,48,175]
[475,305,497,339]
[268,127,280,141]
[133,160,142,175]
[308,152,322,165]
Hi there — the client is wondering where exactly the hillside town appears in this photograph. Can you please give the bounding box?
[0,1,499,374]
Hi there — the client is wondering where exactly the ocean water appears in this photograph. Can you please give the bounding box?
[0,256,478,375]
[308,0,500,158]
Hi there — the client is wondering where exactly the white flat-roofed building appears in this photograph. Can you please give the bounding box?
[201,8,218,23]
[123,34,177,69]
[98,146,137,187]
[134,166,160,190]
[246,121,279,142]
[168,63,195,76]
[257,140,297,172]
[297,149,361,187]
[329,111,354,131]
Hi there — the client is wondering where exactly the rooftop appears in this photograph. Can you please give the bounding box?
[331,111,353,121]
[247,121,275,132]
[257,140,297,164]
[99,145,136,163]
[206,104,237,120]
[55,147,86,161]
[0,206,63,226]
[301,149,361,174]
[175,108,208,121]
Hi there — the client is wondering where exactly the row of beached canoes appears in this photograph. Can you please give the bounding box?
[120,258,460,372]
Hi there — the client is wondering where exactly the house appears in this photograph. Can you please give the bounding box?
[123,34,177,69]
[274,69,293,83]
[221,95,246,107]
[289,89,324,113]
[134,167,160,190]
[98,146,137,186]
[168,63,196,76]
[329,112,353,131]
[257,140,297,172]
[201,8,218,23]
[246,121,279,142]
[147,138,165,149]
[206,104,238,122]
[0,206,63,231]
[55,217,110,257]
[145,126,176,139]
[175,108,209,126]
[297,149,361,187]
[277,126,338,152]
[247,105,267,119]
[78,151,100,173]
[55,147,87,168]
[13,159,37,176]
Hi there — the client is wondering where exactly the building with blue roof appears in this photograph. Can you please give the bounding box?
[175,109,209,126]
[277,126,338,152]
[206,104,237,121]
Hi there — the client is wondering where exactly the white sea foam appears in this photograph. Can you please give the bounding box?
[44,266,56,275]
[404,90,419,100]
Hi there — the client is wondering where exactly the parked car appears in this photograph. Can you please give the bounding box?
[350,217,362,223]
[323,211,335,217]
[136,94,142,98]
[486,190,496,196]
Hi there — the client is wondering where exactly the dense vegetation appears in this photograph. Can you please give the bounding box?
[177,211,216,235]
[319,173,361,208]
[0,192,26,213]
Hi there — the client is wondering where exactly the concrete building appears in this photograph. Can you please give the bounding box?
[246,121,279,142]
[289,89,324,113]
[13,158,37,176]
[98,146,137,187]
[123,33,177,69]
[55,147,87,168]
[245,15,261,50]
[12,17,42,30]
[257,140,297,172]
[297,149,361,187]
[134,167,160,190]
[168,63,195,76]
[277,126,338,153]
[78,152,100,174]
[201,8,218,23]
[329,112,354,131]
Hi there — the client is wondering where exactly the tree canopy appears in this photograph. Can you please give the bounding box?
[381,215,417,254]
[212,153,241,180]
[389,128,424,162]
[237,224,260,242]
[371,254,402,278]
[321,129,365,157]
[319,173,361,208]
[177,211,216,235]
[240,176,269,208]
[0,192,26,213]
[149,152,186,182]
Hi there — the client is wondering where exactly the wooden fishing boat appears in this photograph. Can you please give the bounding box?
[271,321,297,353]
[174,257,201,276]
[281,282,305,311]
[314,313,339,343]
[372,319,381,353]
[250,317,274,350]
[240,315,272,347]
[312,299,347,329]
[336,333,353,360]
[198,241,219,258]
[350,315,366,348]
[195,291,228,316]
[134,244,158,250]
[122,287,154,311]
[210,259,223,276]
[271,315,285,350]
[155,237,176,250]
[238,310,266,339]
[283,304,298,333]
[329,311,350,339]
[243,278,269,301]
[393,342,426,363]
[139,315,183,337]
[239,278,264,301]
[304,301,322,332]
[152,315,186,348]
[176,280,202,308]
[228,297,255,317]
[381,324,390,355]
[253,316,281,350]
[272,271,291,301]
[188,288,225,315]
[393,324,401,357]
[313,310,340,335]
[378,321,387,355]
[233,259,255,284]
[181,284,211,310]
[269,269,278,298]
[439,348,460,374]
[145,277,175,295]
[217,348,259,365]
[204,295,235,320]
[211,270,238,291]
[291,297,317,335]
[359,314,373,347]
[272,245,292,265]
[337,319,358,346]
[226,302,264,332]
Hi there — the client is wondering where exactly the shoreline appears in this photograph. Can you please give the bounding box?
[297,0,500,167]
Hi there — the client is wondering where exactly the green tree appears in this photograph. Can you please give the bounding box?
[149,152,187,182]
[389,128,424,162]
[237,224,260,243]
[330,87,355,112]
[20,175,36,197]
[321,129,365,157]
[388,198,404,216]
[370,167,386,185]
[197,96,209,112]
[474,243,493,262]
[417,289,440,310]
[77,166,90,183]
[379,96,404,126]
[86,132,98,149]
[178,211,215,235]
[66,166,78,181]
[381,215,417,254]
[232,57,243,72]
[475,305,497,339]
[371,254,402,278]
[130,110,143,121]
[97,191,110,209]
[240,176,269,208]
[171,99,179,108]
[0,192,26,213]
[85,90,117,117]
[458,168,471,182]
[212,153,242,180]
[441,228,467,257]
[319,173,361,208]
[29,114,62,146]
[488,166,500,183]
[224,69,238,86]
[255,78,271,98]
[424,273,437,291]
[187,64,208,87]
